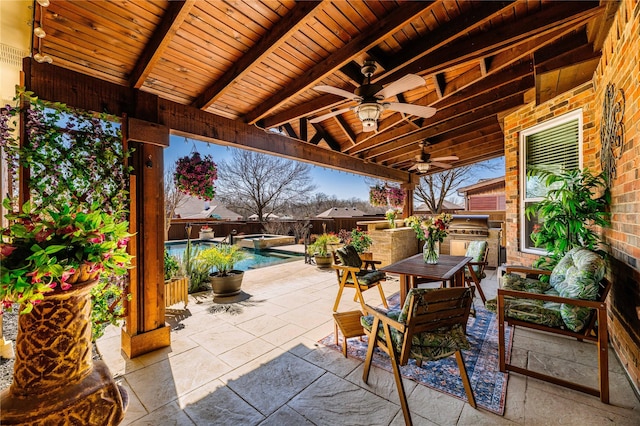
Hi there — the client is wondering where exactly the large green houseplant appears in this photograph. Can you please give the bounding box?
[195,244,249,297]
[526,168,610,272]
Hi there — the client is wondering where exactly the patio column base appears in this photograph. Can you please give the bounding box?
[121,325,171,359]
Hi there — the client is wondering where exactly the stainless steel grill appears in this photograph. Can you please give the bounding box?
[442,214,500,267]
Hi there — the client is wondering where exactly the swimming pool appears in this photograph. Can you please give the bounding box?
[165,241,303,271]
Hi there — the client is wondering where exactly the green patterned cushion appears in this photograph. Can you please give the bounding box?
[550,248,605,332]
[464,241,487,278]
[345,269,385,285]
[361,300,469,362]
[486,248,605,332]
[336,245,362,268]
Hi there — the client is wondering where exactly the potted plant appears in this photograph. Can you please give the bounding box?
[195,244,249,297]
[526,168,610,273]
[339,228,373,260]
[199,225,215,240]
[307,233,340,268]
[0,199,132,423]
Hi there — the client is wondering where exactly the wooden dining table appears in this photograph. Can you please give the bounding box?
[381,254,472,306]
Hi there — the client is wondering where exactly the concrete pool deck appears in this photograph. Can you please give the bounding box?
[96,260,639,425]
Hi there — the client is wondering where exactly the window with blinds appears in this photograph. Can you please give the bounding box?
[519,110,582,253]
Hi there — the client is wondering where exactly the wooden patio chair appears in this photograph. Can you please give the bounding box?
[495,248,612,403]
[331,245,388,312]
[361,287,476,426]
[463,240,489,304]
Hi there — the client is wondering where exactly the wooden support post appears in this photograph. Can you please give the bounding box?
[121,118,171,358]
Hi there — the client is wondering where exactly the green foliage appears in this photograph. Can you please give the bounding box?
[525,168,610,271]
[91,280,130,341]
[0,200,133,314]
[339,228,372,254]
[307,233,340,256]
[164,249,181,281]
[0,87,133,338]
[195,244,249,277]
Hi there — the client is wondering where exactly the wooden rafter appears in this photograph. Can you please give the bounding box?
[377,2,602,86]
[128,0,196,89]
[243,1,436,124]
[191,1,324,110]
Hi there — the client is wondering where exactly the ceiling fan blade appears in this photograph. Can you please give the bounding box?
[430,161,453,169]
[313,85,357,99]
[385,102,436,119]
[376,74,425,99]
[309,107,352,123]
[408,163,420,171]
[431,156,459,162]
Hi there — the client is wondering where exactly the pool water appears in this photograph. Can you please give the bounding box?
[165,241,302,271]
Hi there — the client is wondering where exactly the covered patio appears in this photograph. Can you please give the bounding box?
[96,259,639,424]
[1,0,639,423]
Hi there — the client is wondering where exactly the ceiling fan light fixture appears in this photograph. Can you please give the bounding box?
[416,163,430,173]
[357,102,381,132]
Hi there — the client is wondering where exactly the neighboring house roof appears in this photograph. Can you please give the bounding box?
[457,176,505,195]
[175,197,243,220]
[414,200,463,212]
[316,207,367,218]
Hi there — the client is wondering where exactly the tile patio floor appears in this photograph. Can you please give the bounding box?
[97,256,640,425]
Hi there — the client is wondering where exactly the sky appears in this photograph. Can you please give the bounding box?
[164,135,504,201]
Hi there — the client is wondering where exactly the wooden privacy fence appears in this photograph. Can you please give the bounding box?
[167,217,385,242]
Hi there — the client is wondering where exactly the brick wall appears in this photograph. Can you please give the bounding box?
[503,0,640,395]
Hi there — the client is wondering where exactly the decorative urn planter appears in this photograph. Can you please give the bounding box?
[209,271,245,297]
[314,254,333,269]
[0,278,128,425]
[199,229,215,240]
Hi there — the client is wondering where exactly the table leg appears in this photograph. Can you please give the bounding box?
[453,269,464,287]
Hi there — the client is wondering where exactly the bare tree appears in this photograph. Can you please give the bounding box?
[216,150,316,221]
[414,158,503,213]
[164,165,188,240]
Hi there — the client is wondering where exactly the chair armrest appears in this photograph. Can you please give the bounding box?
[331,264,361,273]
[497,288,606,309]
[467,261,488,267]
[363,259,382,270]
[363,303,406,333]
[505,266,552,276]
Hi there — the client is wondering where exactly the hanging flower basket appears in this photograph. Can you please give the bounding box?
[369,185,406,208]
[369,185,388,207]
[387,186,406,208]
[174,152,218,200]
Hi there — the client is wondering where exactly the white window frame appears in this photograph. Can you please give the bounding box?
[519,109,583,254]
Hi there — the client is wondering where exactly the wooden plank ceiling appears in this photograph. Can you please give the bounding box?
[35,0,616,179]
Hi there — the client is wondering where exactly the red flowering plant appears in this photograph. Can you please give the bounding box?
[0,199,133,314]
[174,152,218,201]
[369,184,405,208]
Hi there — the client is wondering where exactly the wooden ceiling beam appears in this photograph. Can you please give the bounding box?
[375,118,501,163]
[311,123,341,152]
[388,130,504,166]
[261,93,349,129]
[378,2,603,86]
[363,93,524,159]
[191,1,324,110]
[352,75,533,156]
[129,0,196,89]
[334,115,356,145]
[374,1,515,83]
[243,1,436,124]
[25,59,409,183]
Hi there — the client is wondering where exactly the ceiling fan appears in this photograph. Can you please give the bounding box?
[408,141,459,173]
[310,61,436,132]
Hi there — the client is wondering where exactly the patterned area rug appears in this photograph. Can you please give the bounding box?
[320,294,513,415]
